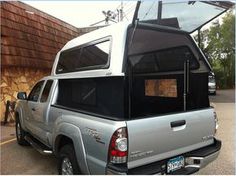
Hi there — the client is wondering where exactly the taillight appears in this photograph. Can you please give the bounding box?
[108,127,128,164]
[214,111,219,134]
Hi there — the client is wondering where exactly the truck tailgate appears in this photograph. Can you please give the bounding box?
[126,108,215,169]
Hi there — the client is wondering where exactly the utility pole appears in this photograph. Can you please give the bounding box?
[117,9,120,22]
[157,1,162,20]
[120,1,124,21]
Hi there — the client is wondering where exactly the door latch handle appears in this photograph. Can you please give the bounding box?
[170,120,186,128]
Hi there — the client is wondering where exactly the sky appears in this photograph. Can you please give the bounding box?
[23,1,232,30]
[23,1,137,28]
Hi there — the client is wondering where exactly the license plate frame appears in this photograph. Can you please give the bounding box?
[167,156,185,173]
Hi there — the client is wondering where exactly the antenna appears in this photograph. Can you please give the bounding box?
[90,0,136,26]
[90,10,117,26]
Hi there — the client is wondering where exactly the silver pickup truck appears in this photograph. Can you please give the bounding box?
[15,2,223,175]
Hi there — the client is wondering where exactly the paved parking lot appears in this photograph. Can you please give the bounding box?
[197,89,235,175]
[0,89,235,174]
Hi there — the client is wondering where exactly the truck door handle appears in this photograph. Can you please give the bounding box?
[32,108,36,111]
[170,120,186,128]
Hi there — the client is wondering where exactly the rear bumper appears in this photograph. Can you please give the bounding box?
[106,138,221,175]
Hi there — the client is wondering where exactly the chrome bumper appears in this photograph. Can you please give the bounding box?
[185,149,220,169]
[107,151,220,175]
[106,139,221,175]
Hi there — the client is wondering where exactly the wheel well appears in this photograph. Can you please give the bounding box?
[55,135,74,155]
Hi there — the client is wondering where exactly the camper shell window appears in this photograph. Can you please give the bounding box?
[127,25,210,119]
[129,46,199,73]
[56,77,127,120]
[56,37,111,74]
[136,1,227,33]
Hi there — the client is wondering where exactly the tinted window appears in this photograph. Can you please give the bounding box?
[71,80,96,106]
[56,40,110,74]
[56,77,125,119]
[137,1,227,32]
[40,80,53,103]
[57,48,82,73]
[28,81,44,102]
[129,46,199,73]
[130,73,209,118]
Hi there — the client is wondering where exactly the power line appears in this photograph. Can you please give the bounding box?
[122,2,137,21]
[124,4,136,14]
[123,2,135,10]
[142,1,156,19]
[124,4,136,15]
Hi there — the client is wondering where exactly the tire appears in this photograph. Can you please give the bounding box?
[58,144,81,175]
[15,116,29,146]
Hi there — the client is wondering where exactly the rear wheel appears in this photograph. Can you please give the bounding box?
[58,144,80,175]
[15,117,29,146]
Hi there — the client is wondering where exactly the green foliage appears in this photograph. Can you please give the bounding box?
[195,11,235,89]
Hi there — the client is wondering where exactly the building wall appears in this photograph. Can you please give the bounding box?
[1,1,81,68]
[0,67,49,119]
[1,1,84,121]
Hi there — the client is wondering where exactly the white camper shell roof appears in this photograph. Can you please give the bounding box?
[51,21,212,80]
[51,22,131,79]
[50,1,234,80]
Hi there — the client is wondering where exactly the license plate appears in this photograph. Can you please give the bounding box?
[167,156,185,173]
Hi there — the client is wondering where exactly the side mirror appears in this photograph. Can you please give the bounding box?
[17,92,27,100]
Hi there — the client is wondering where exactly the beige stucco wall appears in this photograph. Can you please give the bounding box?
[0,67,50,120]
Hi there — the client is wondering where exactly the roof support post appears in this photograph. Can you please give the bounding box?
[157,1,162,20]
[198,28,201,48]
